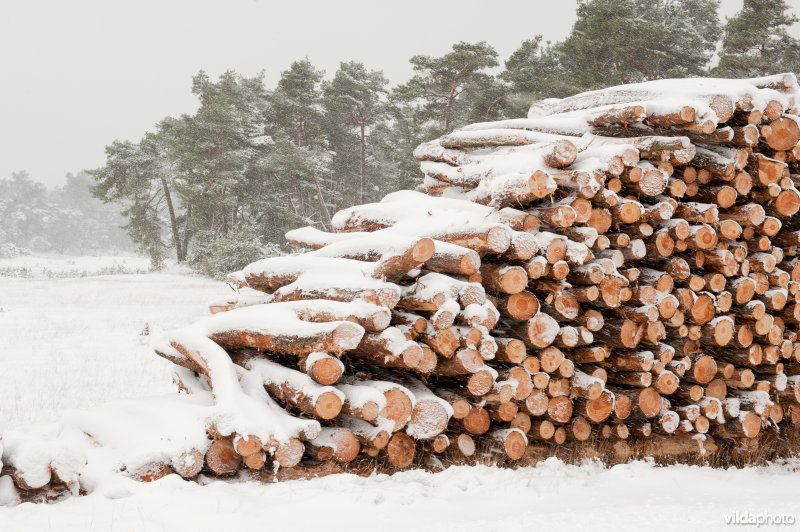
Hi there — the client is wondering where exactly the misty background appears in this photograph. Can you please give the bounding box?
[2,0,800,276]
[3,0,799,186]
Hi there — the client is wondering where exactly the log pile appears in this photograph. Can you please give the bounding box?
[5,74,800,496]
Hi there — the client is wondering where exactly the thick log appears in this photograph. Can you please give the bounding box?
[462,406,492,435]
[508,312,560,349]
[593,319,642,349]
[493,337,527,364]
[490,428,528,460]
[205,438,242,476]
[172,449,205,478]
[613,387,662,419]
[362,315,425,349]
[480,263,528,294]
[761,117,800,151]
[575,389,615,423]
[205,315,365,358]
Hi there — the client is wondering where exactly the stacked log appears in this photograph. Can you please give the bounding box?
[410,73,800,454]
[5,74,800,495]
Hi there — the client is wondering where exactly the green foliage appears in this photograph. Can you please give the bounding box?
[502,36,576,112]
[84,0,798,277]
[396,41,501,133]
[189,222,281,279]
[323,61,388,204]
[714,0,800,77]
[256,135,336,235]
[269,60,325,148]
[557,0,721,91]
[90,133,179,265]
[503,0,722,103]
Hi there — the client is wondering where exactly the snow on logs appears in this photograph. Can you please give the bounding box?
[6,74,800,500]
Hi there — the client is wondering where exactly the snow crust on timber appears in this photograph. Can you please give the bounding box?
[331,190,514,235]
[190,299,371,339]
[336,382,387,411]
[245,357,346,406]
[243,255,399,296]
[527,74,799,118]
[2,394,215,493]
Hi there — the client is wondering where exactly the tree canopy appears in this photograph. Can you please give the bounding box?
[78,0,800,276]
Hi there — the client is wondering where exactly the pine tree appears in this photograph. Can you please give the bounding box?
[653,0,721,77]
[269,59,325,148]
[259,136,336,233]
[266,59,342,232]
[323,62,388,204]
[714,0,800,78]
[371,93,430,196]
[501,36,577,113]
[90,137,178,268]
[48,172,131,254]
[164,70,270,257]
[0,171,52,251]
[511,0,720,95]
[395,41,500,133]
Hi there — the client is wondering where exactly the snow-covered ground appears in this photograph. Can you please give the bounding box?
[1,256,799,531]
[0,255,230,428]
[0,254,152,279]
[2,460,799,531]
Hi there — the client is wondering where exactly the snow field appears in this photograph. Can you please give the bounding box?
[2,459,799,531]
[0,258,229,428]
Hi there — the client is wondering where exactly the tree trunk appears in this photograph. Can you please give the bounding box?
[359,122,366,204]
[160,177,183,262]
[181,203,192,261]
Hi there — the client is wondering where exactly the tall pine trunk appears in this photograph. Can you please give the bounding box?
[160,177,184,262]
[359,122,366,203]
[182,204,192,261]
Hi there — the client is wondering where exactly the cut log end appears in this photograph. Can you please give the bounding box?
[315,391,344,420]
[382,388,414,432]
[463,407,491,435]
[501,430,527,461]
[305,355,344,386]
[386,433,416,468]
[693,355,718,385]
[467,369,496,397]
[547,396,574,424]
[638,388,662,419]
[206,439,242,476]
[274,438,305,468]
[172,449,205,478]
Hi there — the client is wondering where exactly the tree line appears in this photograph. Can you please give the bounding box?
[89,0,800,277]
[0,171,132,258]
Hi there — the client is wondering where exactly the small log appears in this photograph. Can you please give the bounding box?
[299,353,345,386]
[490,428,528,460]
[480,263,528,294]
[308,428,361,463]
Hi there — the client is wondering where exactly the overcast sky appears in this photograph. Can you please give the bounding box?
[1,0,799,186]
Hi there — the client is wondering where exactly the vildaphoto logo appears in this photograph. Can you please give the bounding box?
[724,510,796,527]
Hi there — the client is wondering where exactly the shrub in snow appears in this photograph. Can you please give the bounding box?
[0,243,30,259]
[190,224,282,279]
